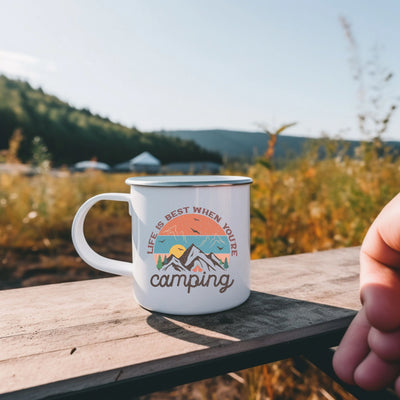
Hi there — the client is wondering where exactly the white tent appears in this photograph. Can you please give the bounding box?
[72,160,111,172]
[129,152,161,173]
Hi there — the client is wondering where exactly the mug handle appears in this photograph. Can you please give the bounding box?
[71,193,133,277]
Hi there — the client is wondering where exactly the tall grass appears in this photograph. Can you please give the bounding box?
[249,147,399,259]
[1,148,399,262]
[0,171,131,251]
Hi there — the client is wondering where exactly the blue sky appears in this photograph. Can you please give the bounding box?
[1,0,399,139]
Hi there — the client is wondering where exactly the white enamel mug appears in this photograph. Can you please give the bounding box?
[71,175,252,315]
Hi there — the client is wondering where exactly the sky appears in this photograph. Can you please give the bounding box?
[0,0,399,140]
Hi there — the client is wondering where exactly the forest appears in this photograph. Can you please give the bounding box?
[0,75,222,166]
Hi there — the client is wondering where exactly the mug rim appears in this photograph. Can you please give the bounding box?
[125,175,252,187]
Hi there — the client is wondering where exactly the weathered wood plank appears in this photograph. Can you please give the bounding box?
[0,247,361,399]
[250,246,361,310]
[0,278,138,337]
[6,317,354,400]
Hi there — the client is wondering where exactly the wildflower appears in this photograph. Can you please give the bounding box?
[23,211,38,224]
[27,211,38,219]
[305,167,316,178]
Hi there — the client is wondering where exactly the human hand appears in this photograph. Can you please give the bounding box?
[333,193,400,395]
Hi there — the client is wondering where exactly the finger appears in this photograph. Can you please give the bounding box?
[333,308,370,385]
[360,228,400,331]
[361,193,400,269]
[369,326,400,361]
[354,351,400,391]
[395,375,400,397]
[360,192,400,284]
[359,195,400,331]
[361,278,400,332]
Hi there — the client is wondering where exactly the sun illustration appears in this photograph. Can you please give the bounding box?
[169,244,186,258]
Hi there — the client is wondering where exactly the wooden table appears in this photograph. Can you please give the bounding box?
[0,247,362,399]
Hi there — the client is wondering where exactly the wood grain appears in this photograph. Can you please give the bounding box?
[0,247,361,399]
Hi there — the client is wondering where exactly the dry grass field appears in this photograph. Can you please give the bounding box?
[1,146,399,287]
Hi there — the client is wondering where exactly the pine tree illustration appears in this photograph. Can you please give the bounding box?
[157,255,163,270]
[224,257,229,269]
[163,255,167,265]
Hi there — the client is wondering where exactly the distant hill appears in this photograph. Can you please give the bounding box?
[155,129,400,162]
[156,129,307,160]
[0,76,221,166]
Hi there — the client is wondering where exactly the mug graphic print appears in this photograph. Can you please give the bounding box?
[71,175,252,315]
[147,208,237,295]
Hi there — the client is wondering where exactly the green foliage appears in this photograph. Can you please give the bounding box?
[31,136,51,172]
[246,145,400,260]
[0,75,222,166]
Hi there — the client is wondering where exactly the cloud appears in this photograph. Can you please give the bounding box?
[0,49,56,81]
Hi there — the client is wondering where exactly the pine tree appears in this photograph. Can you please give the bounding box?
[224,258,229,269]
[157,255,163,270]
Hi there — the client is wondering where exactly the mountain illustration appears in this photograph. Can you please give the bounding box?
[161,244,227,272]
[162,255,187,272]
